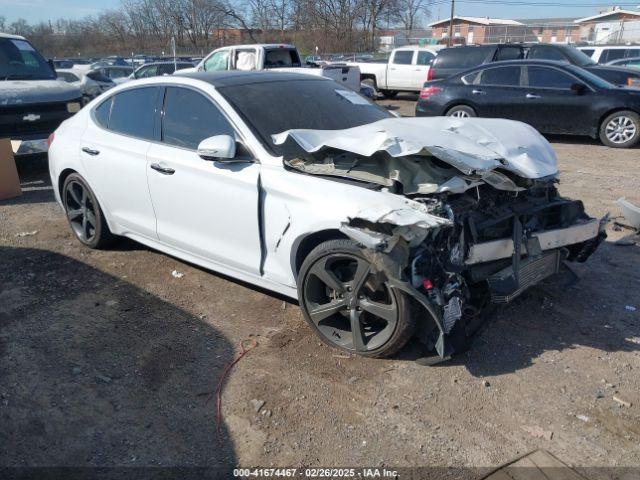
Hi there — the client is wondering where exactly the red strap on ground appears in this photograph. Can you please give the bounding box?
[208,338,258,444]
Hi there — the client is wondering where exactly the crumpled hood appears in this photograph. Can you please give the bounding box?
[0,80,82,106]
[272,117,558,179]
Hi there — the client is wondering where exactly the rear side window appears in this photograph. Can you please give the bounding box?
[161,87,235,150]
[435,47,492,69]
[416,51,435,66]
[495,46,523,61]
[478,66,521,86]
[528,45,566,61]
[393,51,414,65]
[106,87,159,139]
[602,49,626,63]
[527,66,574,89]
[93,97,112,128]
[264,49,301,68]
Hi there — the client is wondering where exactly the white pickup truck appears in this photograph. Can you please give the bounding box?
[189,43,361,91]
[348,46,442,98]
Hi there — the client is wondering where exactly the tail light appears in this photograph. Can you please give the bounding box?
[47,132,55,147]
[427,67,434,81]
[419,86,442,99]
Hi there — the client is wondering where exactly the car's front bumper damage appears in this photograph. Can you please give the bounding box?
[274,117,606,358]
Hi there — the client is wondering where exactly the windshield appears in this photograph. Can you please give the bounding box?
[0,37,56,80]
[217,79,393,155]
[560,45,597,67]
[572,66,616,89]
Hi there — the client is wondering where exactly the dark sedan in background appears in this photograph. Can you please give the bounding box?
[428,43,640,88]
[416,59,640,148]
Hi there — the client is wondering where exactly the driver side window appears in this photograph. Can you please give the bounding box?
[204,51,229,71]
[161,87,235,151]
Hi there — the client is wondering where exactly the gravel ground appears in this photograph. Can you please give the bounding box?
[1,97,639,477]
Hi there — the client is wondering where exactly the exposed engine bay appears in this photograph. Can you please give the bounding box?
[273,117,606,358]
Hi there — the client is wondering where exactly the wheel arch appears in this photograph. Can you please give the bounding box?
[597,107,640,131]
[58,168,78,199]
[360,73,377,87]
[292,229,349,278]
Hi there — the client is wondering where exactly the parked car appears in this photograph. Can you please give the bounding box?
[189,44,361,91]
[416,59,640,148]
[0,33,82,157]
[578,45,640,64]
[55,68,103,103]
[84,69,117,93]
[132,61,195,79]
[52,59,74,69]
[606,56,640,69]
[429,43,640,88]
[89,65,134,84]
[349,46,442,97]
[48,71,603,359]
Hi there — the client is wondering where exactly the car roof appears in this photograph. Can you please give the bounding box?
[215,43,296,50]
[0,32,26,40]
[176,70,328,87]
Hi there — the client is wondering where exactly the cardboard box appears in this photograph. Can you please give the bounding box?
[0,138,22,200]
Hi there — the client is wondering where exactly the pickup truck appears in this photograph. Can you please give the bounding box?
[347,46,442,98]
[189,44,361,92]
[0,33,82,157]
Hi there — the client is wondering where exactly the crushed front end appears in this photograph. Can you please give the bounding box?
[274,117,606,358]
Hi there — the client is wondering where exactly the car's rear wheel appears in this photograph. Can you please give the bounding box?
[599,110,640,148]
[297,239,415,358]
[445,105,477,118]
[380,89,398,99]
[62,173,115,249]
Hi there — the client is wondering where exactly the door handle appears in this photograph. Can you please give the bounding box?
[526,93,541,99]
[472,89,485,95]
[81,147,100,156]
[150,163,175,175]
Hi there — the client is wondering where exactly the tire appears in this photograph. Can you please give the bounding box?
[62,173,115,249]
[599,110,640,148]
[445,105,477,118]
[380,89,398,99]
[297,239,415,358]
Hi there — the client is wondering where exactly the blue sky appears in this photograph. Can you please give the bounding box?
[0,0,635,24]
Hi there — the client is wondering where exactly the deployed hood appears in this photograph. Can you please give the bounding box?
[272,117,558,193]
[0,80,81,106]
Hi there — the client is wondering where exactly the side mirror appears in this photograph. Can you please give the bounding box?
[571,83,586,95]
[197,135,236,160]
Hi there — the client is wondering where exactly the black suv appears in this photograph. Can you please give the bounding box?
[428,43,640,87]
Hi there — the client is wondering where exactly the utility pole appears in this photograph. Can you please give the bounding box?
[448,0,455,47]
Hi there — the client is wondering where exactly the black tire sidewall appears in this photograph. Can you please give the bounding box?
[62,173,112,249]
[599,110,640,148]
[296,239,415,358]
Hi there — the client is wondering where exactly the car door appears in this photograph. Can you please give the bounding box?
[463,65,525,119]
[80,86,161,239]
[519,65,594,135]
[386,50,415,89]
[412,50,436,89]
[146,86,262,275]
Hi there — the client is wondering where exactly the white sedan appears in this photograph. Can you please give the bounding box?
[48,72,604,359]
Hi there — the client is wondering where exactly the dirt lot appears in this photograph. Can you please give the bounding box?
[1,96,639,478]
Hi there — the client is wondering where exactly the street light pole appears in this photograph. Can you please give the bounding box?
[448,0,455,47]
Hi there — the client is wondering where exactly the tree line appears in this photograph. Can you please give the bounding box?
[0,0,429,57]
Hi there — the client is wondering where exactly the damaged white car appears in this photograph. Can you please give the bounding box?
[48,72,605,359]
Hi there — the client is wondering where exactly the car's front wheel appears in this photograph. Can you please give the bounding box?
[62,173,115,249]
[297,239,415,358]
[599,110,640,148]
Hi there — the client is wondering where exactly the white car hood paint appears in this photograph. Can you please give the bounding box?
[272,117,558,179]
[0,79,81,105]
